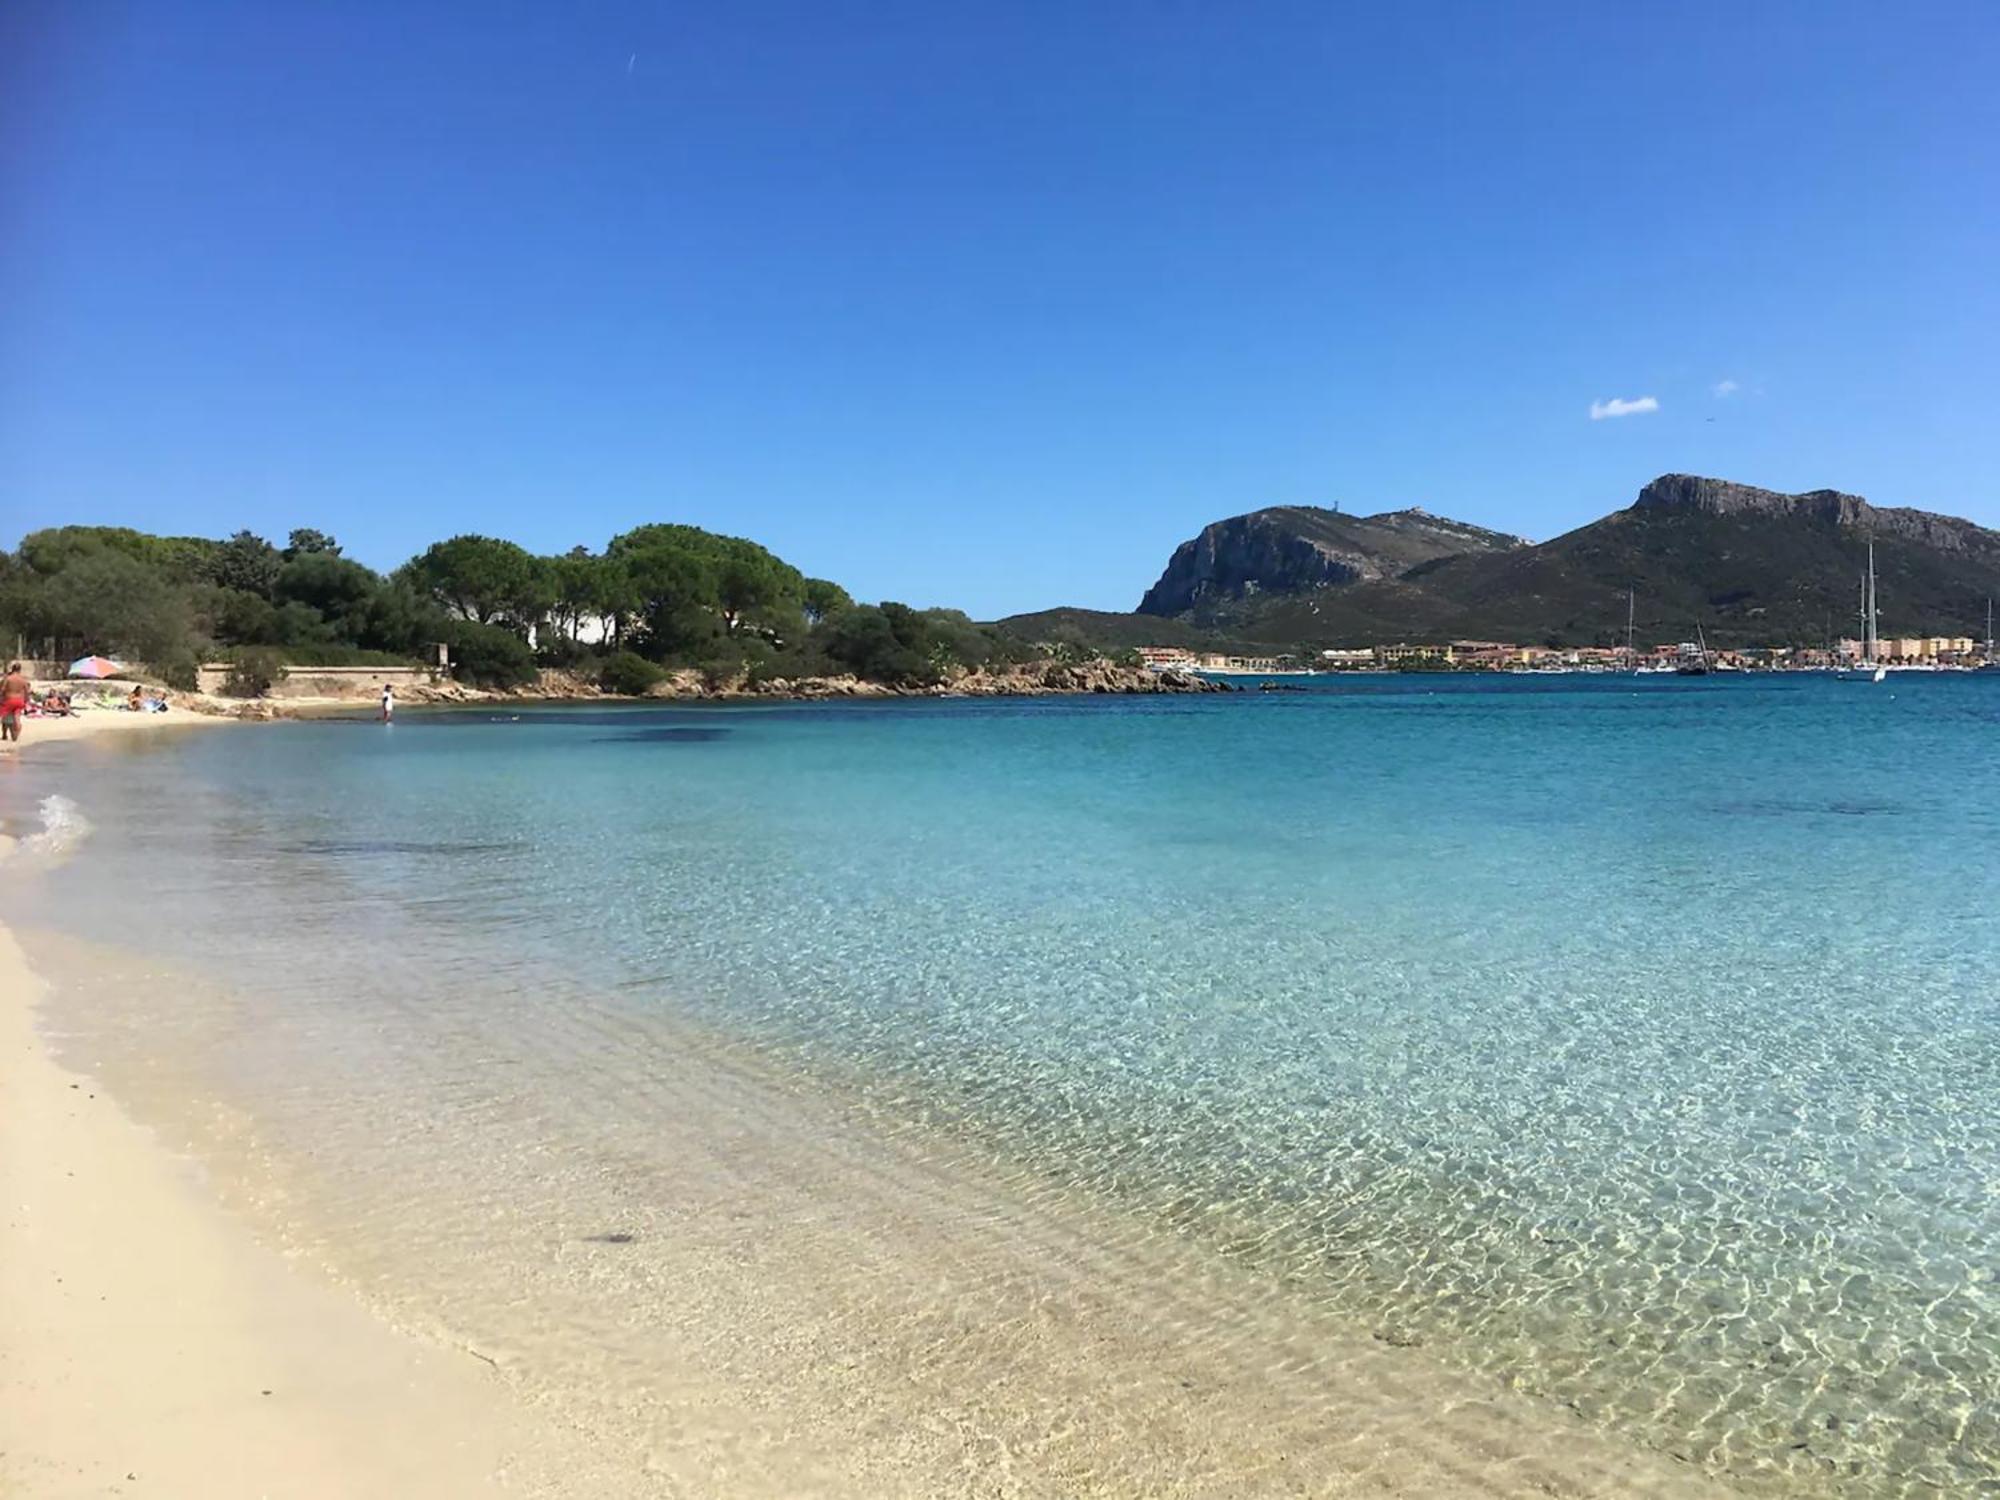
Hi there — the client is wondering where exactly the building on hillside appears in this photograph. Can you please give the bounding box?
[1136,646,1199,671]
[1319,647,1375,667]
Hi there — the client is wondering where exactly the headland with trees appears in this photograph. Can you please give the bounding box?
[0,521,1203,699]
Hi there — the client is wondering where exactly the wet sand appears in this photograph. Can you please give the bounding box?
[1,914,1738,1498]
[0,921,628,1498]
[0,705,233,753]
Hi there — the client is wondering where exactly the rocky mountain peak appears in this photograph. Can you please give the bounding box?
[1629,474,1989,552]
[1631,474,1872,525]
[1136,503,1522,617]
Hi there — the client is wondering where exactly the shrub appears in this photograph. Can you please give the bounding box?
[223,647,282,698]
[597,651,664,696]
[443,619,538,689]
[693,637,773,692]
[820,604,940,686]
[534,633,589,669]
[150,645,201,692]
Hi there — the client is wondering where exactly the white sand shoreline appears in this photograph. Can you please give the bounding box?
[0,918,622,1497]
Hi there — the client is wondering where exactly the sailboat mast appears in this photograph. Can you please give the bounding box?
[1865,540,1879,664]
[1626,590,1636,667]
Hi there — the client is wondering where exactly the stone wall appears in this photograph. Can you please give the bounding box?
[195,663,440,699]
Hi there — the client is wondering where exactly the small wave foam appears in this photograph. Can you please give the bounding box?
[19,794,93,858]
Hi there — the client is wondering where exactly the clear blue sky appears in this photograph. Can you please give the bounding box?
[3,2,1995,617]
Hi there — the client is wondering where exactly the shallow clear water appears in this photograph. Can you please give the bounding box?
[11,674,2000,1492]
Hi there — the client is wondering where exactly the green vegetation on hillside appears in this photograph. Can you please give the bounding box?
[0,522,1044,693]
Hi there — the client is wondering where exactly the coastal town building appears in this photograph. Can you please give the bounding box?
[1194,653,1293,672]
[1837,635,1979,662]
[1373,643,1452,666]
[1449,641,1528,667]
[1140,636,1999,675]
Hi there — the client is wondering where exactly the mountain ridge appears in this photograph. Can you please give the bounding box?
[1002,475,2000,651]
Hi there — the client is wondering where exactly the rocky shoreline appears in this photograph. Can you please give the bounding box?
[174,658,1228,718]
[622,659,1229,702]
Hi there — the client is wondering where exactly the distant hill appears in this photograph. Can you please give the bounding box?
[1136,506,1524,616]
[987,607,1261,655]
[998,476,2000,651]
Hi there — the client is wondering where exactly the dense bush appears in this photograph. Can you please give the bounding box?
[443,619,538,689]
[7,550,193,662]
[815,602,1030,686]
[597,651,663,695]
[150,645,201,692]
[223,648,282,697]
[533,633,589,669]
[819,605,933,685]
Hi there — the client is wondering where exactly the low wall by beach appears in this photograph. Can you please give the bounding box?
[193,663,440,699]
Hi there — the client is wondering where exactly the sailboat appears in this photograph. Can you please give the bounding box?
[1674,622,1712,675]
[1837,539,1888,682]
[1982,598,1998,672]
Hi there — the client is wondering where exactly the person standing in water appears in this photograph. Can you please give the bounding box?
[379,682,395,723]
[1,662,30,743]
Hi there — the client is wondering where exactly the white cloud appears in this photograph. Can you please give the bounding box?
[1589,395,1660,420]
[1711,379,1740,398]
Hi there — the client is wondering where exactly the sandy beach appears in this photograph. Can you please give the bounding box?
[3,933,1734,1500]
[0,704,232,753]
[0,918,636,1498]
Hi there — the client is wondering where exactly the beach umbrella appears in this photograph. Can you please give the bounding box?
[67,655,127,679]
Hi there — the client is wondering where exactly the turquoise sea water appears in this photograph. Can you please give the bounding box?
[10,673,2000,1492]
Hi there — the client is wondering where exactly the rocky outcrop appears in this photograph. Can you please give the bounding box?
[514,660,1231,703]
[1630,474,1993,553]
[697,660,1229,700]
[188,658,1228,715]
[1138,505,1522,616]
[1140,513,1369,615]
[942,662,1227,696]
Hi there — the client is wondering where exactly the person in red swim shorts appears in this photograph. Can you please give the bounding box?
[0,662,30,744]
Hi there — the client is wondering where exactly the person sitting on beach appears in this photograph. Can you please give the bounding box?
[1,662,28,743]
[128,685,145,712]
